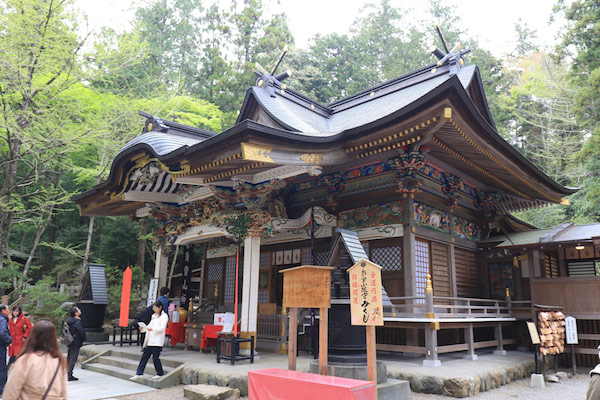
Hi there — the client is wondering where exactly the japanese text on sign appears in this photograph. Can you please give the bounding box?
[348,259,383,326]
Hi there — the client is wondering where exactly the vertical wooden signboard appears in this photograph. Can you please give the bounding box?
[348,259,384,386]
[281,266,332,375]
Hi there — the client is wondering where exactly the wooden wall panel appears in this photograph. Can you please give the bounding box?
[533,277,600,314]
[455,248,482,298]
[431,242,451,298]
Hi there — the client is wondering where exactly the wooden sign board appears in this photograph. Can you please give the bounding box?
[280,266,333,309]
[348,259,384,326]
[527,321,540,345]
[566,316,578,345]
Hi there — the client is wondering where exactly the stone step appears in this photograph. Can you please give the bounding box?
[184,384,240,400]
[83,362,184,389]
[378,379,412,400]
[96,355,175,375]
[106,349,183,369]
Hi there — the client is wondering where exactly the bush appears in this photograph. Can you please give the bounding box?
[24,276,73,327]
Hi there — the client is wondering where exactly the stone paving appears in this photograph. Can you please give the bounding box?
[67,365,154,400]
[78,344,543,398]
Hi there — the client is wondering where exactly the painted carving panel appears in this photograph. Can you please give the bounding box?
[413,201,449,233]
[453,216,481,241]
[339,201,403,229]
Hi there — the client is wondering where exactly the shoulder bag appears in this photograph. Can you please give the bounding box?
[41,359,61,400]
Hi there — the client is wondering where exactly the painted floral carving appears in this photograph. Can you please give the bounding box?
[130,161,161,186]
[441,172,462,209]
[413,201,449,233]
[392,147,428,193]
[453,216,481,241]
[339,201,403,229]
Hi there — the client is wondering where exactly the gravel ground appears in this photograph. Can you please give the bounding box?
[413,373,589,399]
[108,374,589,400]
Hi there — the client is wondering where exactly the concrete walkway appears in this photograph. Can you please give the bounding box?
[68,365,155,400]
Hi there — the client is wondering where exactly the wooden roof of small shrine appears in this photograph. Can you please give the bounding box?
[73,52,576,217]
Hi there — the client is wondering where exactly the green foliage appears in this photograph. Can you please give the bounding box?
[24,277,73,326]
[104,265,150,321]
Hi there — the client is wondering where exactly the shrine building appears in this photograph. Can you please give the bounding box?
[74,42,599,365]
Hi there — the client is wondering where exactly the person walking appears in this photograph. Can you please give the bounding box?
[3,320,67,400]
[157,287,170,317]
[7,305,32,367]
[0,304,12,396]
[131,301,168,381]
[66,306,86,381]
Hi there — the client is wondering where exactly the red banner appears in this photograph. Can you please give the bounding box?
[119,266,132,327]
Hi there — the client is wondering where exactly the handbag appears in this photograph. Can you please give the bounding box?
[41,359,61,400]
[60,324,73,346]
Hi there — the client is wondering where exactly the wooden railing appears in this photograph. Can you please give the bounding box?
[257,314,283,340]
[385,295,513,319]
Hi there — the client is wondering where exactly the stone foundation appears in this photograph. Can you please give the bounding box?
[390,360,535,398]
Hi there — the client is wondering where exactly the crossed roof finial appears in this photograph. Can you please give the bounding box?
[430,26,471,76]
[253,45,292,97]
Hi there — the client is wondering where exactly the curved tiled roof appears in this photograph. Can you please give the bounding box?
[119,131,205,156]
[250,65,477,136]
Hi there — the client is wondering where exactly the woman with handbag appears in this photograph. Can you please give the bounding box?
[3,320,67,400]
[7,305,32,367]
[130,301,168,380]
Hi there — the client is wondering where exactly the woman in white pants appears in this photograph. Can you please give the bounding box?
[131,301,168,380]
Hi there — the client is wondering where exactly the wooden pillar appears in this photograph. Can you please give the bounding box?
[513,256,523,301]
[449,214,458,297]
[154,247,169,289]
[241,236,261,348]
[319,307,328,375]
[463,323,477,360]
[366,325,376,382]
[493,322,507,355]
[402,194,419,351]
[423,322,441,367]
[527,249,540,319]
[288,307,298,370]
[558,247,567,277]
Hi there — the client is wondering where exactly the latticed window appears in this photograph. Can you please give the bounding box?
[302,248,312,265]
[371,246,402,272]
[314,251,330,266]
[260,252,271,269]
[258,291,269,303]
[415,239,430,302]
[223,257,236,303]
[207,261,223,282]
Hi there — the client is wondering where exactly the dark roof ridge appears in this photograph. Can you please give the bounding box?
[327,61,442,108]
[138,110,217,139]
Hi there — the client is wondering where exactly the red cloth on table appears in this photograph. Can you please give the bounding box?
[165,322,186,346]
[248,368,376,400]
[200,324,223,350]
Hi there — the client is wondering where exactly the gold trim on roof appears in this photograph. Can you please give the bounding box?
[432,137,532,200]
[204,162,265,184]
[346,117,438,154]
[241,143,275,163]
[176,153,242,179]
[449,119,562,203]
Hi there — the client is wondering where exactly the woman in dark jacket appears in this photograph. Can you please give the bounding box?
[66,306,86,382]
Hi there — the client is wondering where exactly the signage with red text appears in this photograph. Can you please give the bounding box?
[348,259,384,326]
